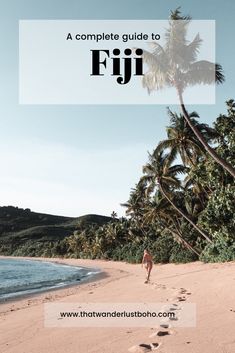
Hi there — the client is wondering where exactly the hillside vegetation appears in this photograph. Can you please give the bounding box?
[0,206,112,257]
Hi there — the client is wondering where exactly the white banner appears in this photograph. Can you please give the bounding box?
[19,20,215,105]
[44,302,196,327]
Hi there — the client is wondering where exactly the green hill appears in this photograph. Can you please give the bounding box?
[0,206,112,256]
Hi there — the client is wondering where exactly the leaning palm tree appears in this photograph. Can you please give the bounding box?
[142,150,212,242]
[155,109,217,167]
[143,197,200,256]
[141,8,235,178]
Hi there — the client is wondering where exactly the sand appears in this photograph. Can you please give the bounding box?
[0,256,235,353]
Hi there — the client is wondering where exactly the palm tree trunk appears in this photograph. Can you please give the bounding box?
[166,226,200,257]
[159,182,212,243]
[177,90,235,178]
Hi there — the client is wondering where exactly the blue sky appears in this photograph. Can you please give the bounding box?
[0,0,234,217]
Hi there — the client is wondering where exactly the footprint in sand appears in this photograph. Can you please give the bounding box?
[169,288,191,301]
[149,325,175,338]
[179,288,192,297]
[177,296,186,302]
[150,283,167,290]
[149,330,173,338]
[156,331,170,337]
[161,304,181,314]
[179,288,187,293]
[160,324,170,329]
[169,316,178,321]
[128,342,161,352]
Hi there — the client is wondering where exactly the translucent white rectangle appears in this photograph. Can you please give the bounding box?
[44,302,196,327]
[19,20,215,105]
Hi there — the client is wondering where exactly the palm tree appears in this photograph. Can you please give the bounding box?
[155,109,217,167]
[141,8,235,178]
[111,211,117,219]
[184,170,212,208]
[143,197,200,256]
[142,150,212,242]
[121,178,150,237]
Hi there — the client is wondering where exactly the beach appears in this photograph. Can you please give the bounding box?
[0,257,235,353]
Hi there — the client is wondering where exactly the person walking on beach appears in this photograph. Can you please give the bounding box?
[142,249,153,283]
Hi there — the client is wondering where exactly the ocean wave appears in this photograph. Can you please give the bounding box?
[0,258,100,301]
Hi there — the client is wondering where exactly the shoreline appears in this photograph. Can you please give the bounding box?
[0,255,105,303]
[0,257,235,353]
[0,256,130,315]
[0,255,111,308]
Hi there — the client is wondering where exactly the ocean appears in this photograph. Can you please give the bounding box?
[0,258,100,301]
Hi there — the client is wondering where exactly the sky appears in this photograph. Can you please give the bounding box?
[0,0,234,217]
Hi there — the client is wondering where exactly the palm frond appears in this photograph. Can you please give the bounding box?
[215,63,225,84]
[182,60,225,88]
[165,147,178,167]
[161,179,181,192]
[142,71,168,93]
[184,33,202,64]
[153,139,176,155]
[170,7,191,21]
[168,164,186,175]
[141,49,168,72]
[184,177,194,190]
[147,41,167,58]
